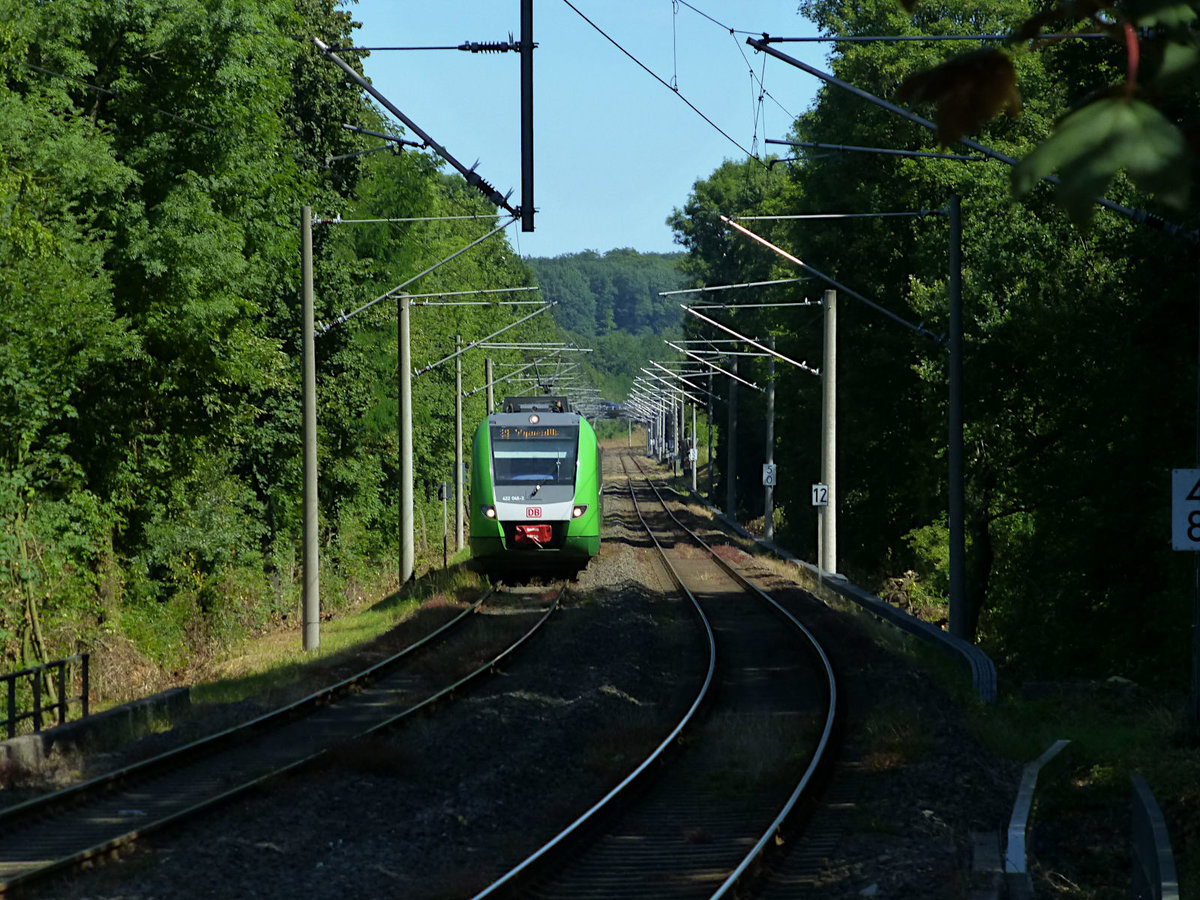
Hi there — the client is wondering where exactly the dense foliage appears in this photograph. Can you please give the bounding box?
[526,249,685,338]
[0,0,557,684]
[526,249,687,401]
[670,0,1199,688]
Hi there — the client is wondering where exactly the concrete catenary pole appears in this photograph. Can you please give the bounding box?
[765,337,776,543]
[455,334,464,551]
[485,357,495,414]
[707,372,715,498]
[673,390,680,477]
[691,401,698,493]
[727,356,738,520]
[821,289,837,575]
[399,294,414,584]
[948,195,967,640]
[301,206,320,651]
[1193,262,1200,725]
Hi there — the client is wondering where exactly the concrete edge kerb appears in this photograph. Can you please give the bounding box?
[1002,739,1072,900]
[1,687,190,769]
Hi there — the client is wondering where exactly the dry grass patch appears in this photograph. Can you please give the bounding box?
[579,703,673,784]
[701,711,819,796]
[858,700,933,773]
[190,567,487,707]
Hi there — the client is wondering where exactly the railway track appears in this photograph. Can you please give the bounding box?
[0,586,563,894]
[474,450,839,898]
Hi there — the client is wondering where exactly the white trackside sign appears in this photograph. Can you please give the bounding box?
[1171,469,1200,550]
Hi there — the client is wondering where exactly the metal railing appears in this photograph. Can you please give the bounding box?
[2,654,90,740]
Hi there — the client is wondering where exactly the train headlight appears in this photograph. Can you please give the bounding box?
[481,505,497,519]
[571,504,588,519]
[528,414,540,424]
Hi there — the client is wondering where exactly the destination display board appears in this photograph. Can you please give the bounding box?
[494,425,572,441]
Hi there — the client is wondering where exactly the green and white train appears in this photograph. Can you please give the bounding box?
[469,396,602,577]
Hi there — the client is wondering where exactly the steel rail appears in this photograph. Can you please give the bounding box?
[0,588,562,894]
[471,459,718,899]
[0,592,489,828]
[629,456,841,897]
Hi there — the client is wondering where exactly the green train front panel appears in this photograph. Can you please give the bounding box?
[469,413,601,562]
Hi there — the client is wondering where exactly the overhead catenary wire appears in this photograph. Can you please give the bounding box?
[757,31,1111,43]
[407,287,539,297]
[316,214,515,225]
[767,138,986,162]
[664,340,762,391]
[560,0,756,159]
[667,2,797,125]
[641,364,703,398]
[413,303,557,377]
[414,301,546,306]
[661,277,807,296]
[747,36,1200,245]
[649,360,709,398]
[315,37,519,216]
[673,348,772,357]
[682,305,820,376]
[687,301,819,309]
[326,40,523,52]
[407,286,544,307]
[731,211,940,220]
[22,63,219,135]
[721,215,942,340]
[317,215,519,334]
[465,355,562,398]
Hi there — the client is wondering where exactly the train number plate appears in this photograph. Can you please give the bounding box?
[526,506,542,518]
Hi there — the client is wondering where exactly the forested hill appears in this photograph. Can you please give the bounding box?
[525,249,686,337]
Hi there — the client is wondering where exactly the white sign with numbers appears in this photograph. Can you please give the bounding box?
[1172,469,1200,549]
[812,483,829,507]
[762,463,777,487]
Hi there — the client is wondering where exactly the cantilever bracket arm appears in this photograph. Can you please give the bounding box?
[315,37,517,216]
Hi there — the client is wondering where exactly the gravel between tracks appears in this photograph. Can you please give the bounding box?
[27,465,1021,900]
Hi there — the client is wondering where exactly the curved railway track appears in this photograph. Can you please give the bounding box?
[475,450,840,899]
[0,586,564,894]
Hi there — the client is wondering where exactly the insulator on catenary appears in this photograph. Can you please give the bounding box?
[458,40,518,54]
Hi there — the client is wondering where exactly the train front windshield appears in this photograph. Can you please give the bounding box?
[491,425,579,486]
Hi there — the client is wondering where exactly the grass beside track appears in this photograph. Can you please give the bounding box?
[190,561,485,708]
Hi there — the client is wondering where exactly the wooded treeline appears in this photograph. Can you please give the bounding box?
[525,249,686,401]
[0,0,558,683]
[669,0,1200,687]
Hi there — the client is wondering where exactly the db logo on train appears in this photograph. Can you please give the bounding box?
[526,506,542,519]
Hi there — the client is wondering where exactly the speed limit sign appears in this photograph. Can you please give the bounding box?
[1172,469,1200,549]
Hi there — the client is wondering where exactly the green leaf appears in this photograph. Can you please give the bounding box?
[1156,40,1199,83]
[1012,97,1190,223]
[1128,0,1198,29]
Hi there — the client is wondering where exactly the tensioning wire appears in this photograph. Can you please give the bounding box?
[560,0,755,159]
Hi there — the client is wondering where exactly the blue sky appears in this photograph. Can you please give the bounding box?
[342,1,824,258]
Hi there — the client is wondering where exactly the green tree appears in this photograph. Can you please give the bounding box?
[895,0,1200,223]
[673,0,1198,686]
